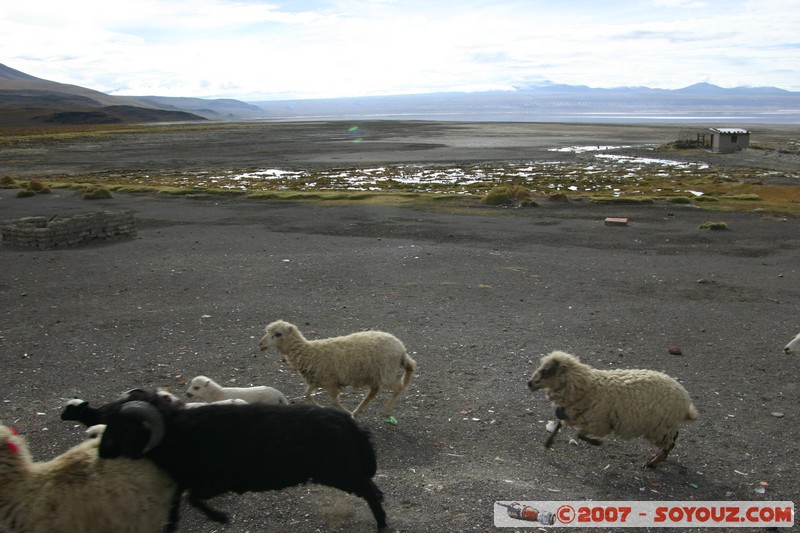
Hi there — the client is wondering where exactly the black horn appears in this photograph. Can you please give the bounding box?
[119,400,166,453]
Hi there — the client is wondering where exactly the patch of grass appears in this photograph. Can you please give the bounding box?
[27,179,51,193]
[157,187,202,196]
[204,188,249,197]
[16,189,37,198]
[482,185,535,206]
[548,192,570,203]
[1,176,20,188]
[665,196,692,204]
[429,194,469,203]
[722,194,762,201]
[590,196,654,204]
[108,185,163,194]
[83,185,113,199]
[482,187,513,205]
[7,139,800,215]
[699,221,729,230]
[246,191,283,200]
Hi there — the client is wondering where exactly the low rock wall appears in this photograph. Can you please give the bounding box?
[0,211,137,249]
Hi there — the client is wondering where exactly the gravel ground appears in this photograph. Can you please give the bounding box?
[1,121,799,532]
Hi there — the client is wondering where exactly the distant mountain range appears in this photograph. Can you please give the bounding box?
[251,82,800,123]
[2,63,799,126]
[0,64,264,126]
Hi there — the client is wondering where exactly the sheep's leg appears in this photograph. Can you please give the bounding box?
[304,384,322,406]
[353,479,387,530]
[381,382,406,418]
[543,420,562,449]
[328,388,353,415]
[165,491,183,533]
[187,491,229,524]
[364,480,388,530]
[352,386,380,417]
[577,432,604,446]
[645,431,678,468]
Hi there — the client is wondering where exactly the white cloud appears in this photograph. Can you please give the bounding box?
[2,0,798,99]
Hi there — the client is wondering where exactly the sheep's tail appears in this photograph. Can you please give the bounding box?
[401,353,417,388]
[686,402,700,423]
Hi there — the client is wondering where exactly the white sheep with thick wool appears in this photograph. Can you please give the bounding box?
[784,331,800,356]
[184,376,289,405]
[259,320,416,422]
[0,424,176,533]
[528,350,699,467]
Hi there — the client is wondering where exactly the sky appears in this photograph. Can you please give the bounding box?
[2,0,799,101]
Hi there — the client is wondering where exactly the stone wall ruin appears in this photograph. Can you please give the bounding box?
[0,210,136,249]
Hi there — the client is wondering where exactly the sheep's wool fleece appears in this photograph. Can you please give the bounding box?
[0,426,175,533]
[266,320,412,389]
[536,352,698,446]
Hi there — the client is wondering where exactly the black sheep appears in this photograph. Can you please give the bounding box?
[60,388,171,426]
[97,395,387,531]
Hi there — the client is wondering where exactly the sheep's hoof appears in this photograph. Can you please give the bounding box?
[645,450,669,468]
[383,415,398,426]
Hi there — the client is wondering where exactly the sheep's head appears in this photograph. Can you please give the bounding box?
[185,376,214,399]
[784,331,800,356]
[60,389,160,427]
[60,398,91,422]
[527,350,582,391]
[259,320,295,353]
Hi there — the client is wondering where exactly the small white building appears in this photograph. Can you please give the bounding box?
[709,128,750,153]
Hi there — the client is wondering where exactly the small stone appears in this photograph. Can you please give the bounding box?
[668,346,683,355]
[771,412,785,418]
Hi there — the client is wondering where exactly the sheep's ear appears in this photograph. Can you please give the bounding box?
[203,379,211,387]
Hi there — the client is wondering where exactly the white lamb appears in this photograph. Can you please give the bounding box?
[258,320,417,424]
[155,388,248,408]
[184,375,289,405]
[0,424,176,533]
[784,331,800,356]
[528,350,699,468]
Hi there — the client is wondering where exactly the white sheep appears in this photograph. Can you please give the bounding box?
[0,424,176,533]
[184,375,289,405]
[528,350,699,468]
[258,320,417,424]
[784,331,800,356]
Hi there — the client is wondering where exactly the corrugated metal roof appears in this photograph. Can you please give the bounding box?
[710,128,749,134]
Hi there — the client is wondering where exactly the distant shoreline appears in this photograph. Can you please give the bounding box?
[248,111,800,125]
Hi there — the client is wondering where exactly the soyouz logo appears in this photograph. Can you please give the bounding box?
[494,501,795,528]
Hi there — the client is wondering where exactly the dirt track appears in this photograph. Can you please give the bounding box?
[1,121,799,532]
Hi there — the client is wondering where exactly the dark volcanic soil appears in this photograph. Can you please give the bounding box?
[1,121,799,532]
